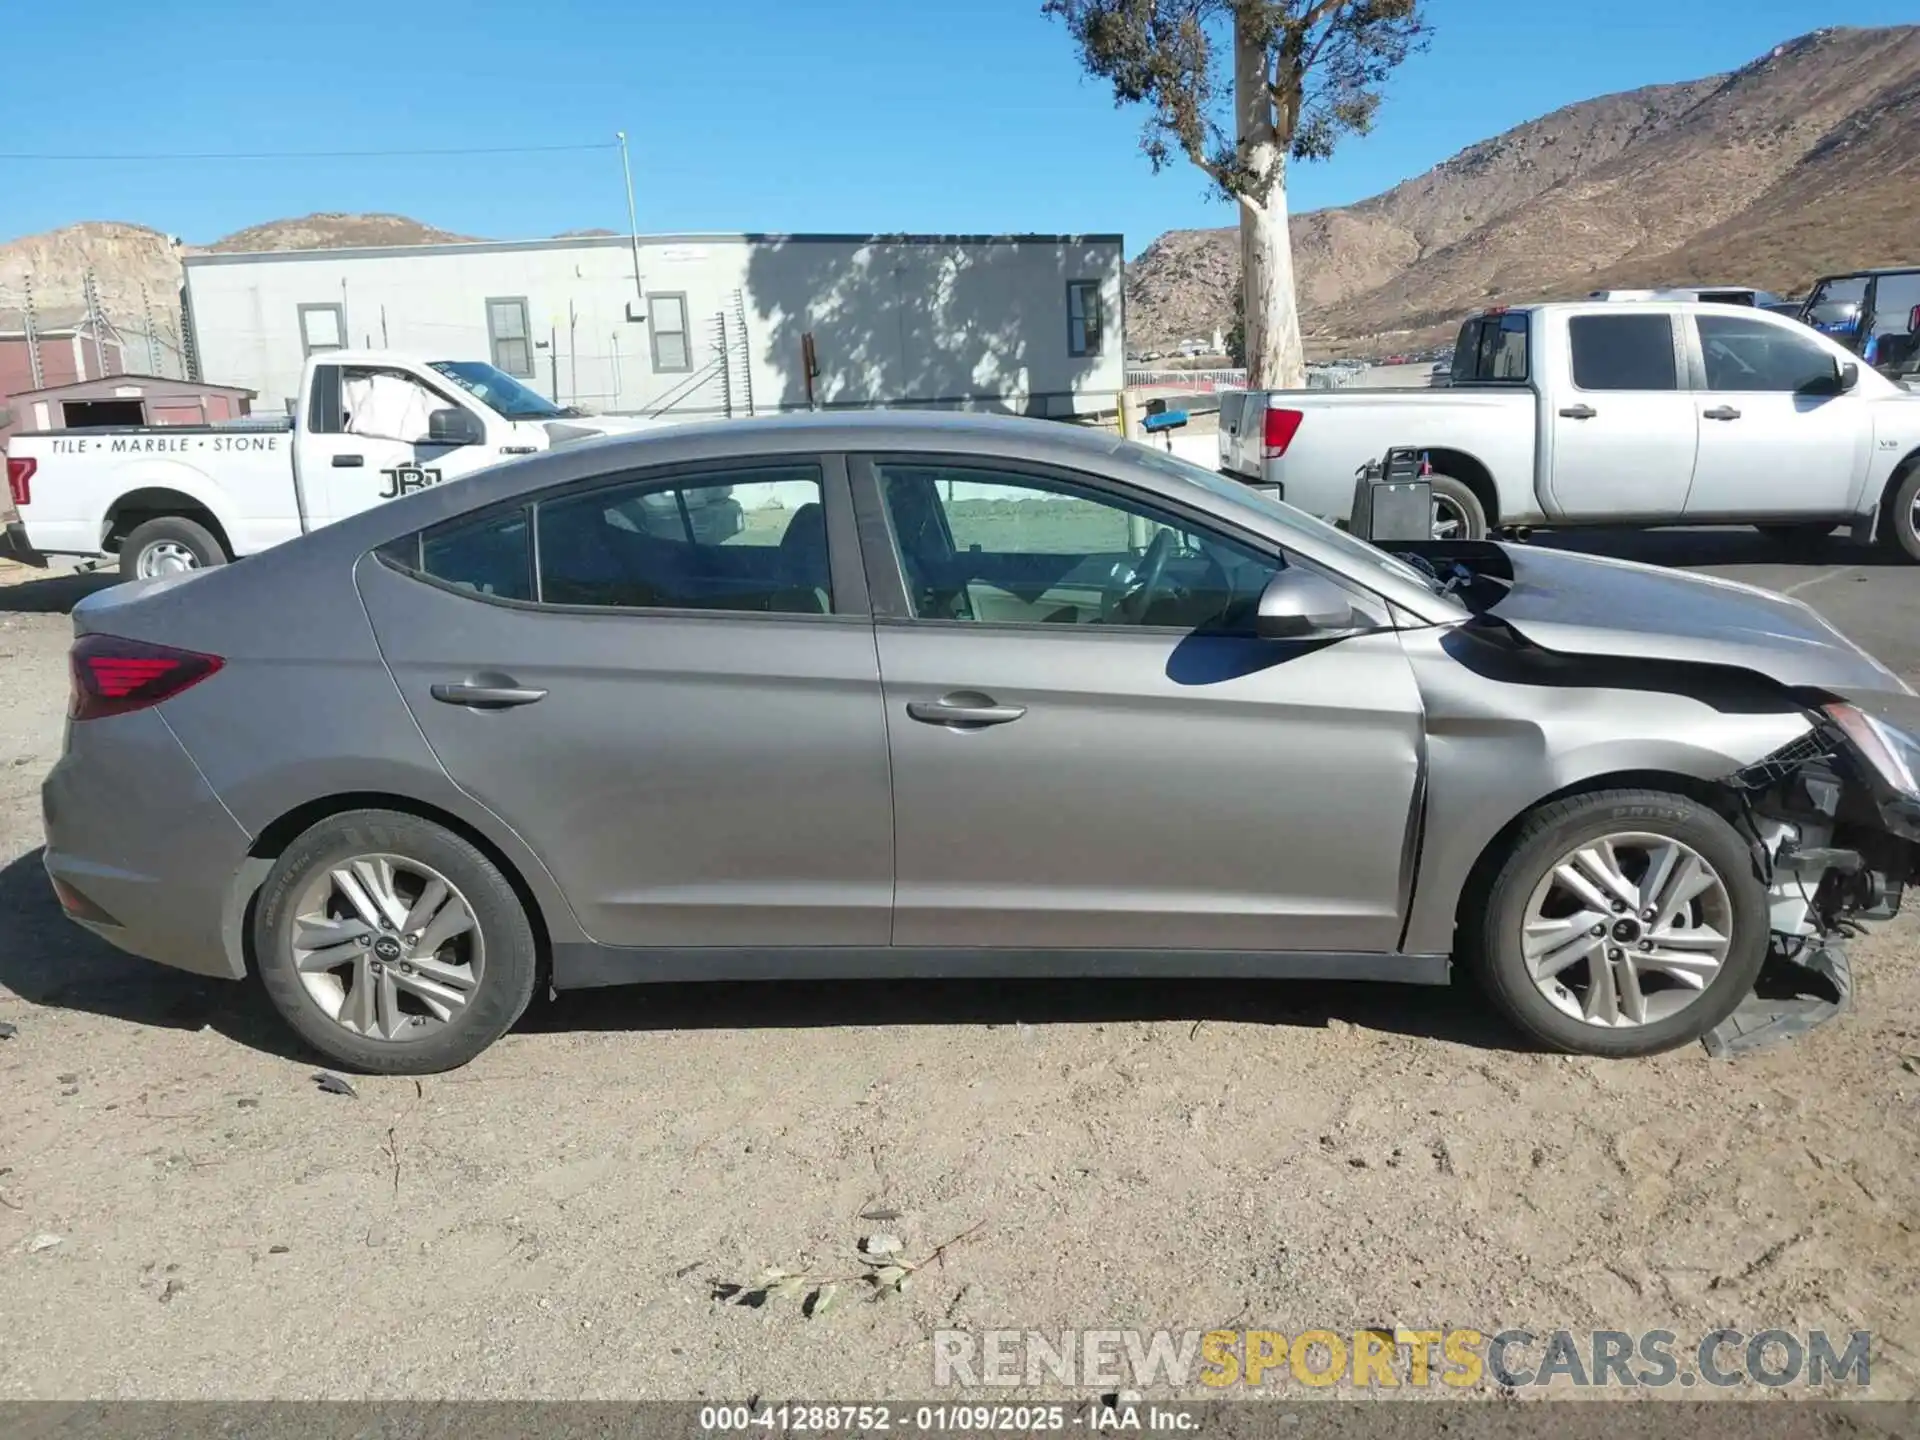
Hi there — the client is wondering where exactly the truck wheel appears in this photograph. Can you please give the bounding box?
[1429,473,1487,540]
[120,516,226,581]
[1883,465,1920,564]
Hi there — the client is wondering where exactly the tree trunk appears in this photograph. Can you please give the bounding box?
[1233,9,1307,390]
[1240,189,1305,389]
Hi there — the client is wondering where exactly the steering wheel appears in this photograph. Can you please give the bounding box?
[1108,529,1174,624]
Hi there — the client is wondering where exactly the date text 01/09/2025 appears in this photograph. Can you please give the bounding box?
[697,1403,1198,1433]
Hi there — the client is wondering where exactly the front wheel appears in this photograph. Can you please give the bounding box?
[120,515,226,581]
[1462,789,1769,1057]
[252,809,539,1074]
[1882,465,1920,563]
[1428,473,1487,540]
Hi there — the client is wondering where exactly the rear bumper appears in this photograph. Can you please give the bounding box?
[2,519,47,568]
[41,708,253,980]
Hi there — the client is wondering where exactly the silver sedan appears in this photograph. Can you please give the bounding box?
[40,412,1920,1071]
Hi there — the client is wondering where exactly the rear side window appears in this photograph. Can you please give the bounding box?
[414,506,535,601]
[1454,313,1529,383]
[536,464,829,613]
[1568,314,1677,391]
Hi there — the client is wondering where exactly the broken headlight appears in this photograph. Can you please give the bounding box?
[1825,702,1920,797]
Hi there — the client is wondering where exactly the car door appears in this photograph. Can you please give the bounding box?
[302,362,496,525]
[356,454,894,948]
[1543,311,1699,518]
[1683,311,1868,519]
[853,454,1426,955]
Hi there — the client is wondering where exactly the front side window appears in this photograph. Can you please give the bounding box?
[1696,315,1838,393]
[341,367,451,443]
[648,292,691,373]
[486,297,534,377]
[876,461,1280,630]
[1068,281,1104,357]
[1865,272,1920,374]
[539,464,828,613]
[1568,313,1677,391]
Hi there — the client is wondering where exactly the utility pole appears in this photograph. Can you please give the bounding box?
[21,272,44,389]
[617,130,643,305]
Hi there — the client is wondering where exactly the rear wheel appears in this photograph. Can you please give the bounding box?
[1463,789,1769,1057]
[120,515,226,581]
[1429,473,1487,540]
[253,809,538,1074]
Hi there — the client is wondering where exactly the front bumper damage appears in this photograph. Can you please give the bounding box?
[1704,716,1919,1056]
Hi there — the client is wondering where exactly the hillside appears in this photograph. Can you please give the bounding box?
[1127,24,1920,354]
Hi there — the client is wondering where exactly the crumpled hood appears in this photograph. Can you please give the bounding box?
[1484,543,1913,696]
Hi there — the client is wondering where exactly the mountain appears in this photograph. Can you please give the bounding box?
[1126,24,1920,355]
[201,212,478,254]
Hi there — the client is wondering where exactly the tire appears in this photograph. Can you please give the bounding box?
[1754,522,1834,548]
[1461,789,1769,1058]
[252,809,538,1074]
[1428,473,1488,540]
[119,515,226,581]
[1881,464,1920,564]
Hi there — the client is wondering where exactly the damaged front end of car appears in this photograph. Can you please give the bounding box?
[1708,698,1920,1055]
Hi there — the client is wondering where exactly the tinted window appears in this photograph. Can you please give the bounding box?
[537,465,829,613]
[877,462,1281,631]
[1569,314,1677,391]
[1697,315,1838,393]
[1454,313,1529,383]
[417,506,535,601]
[1867,273,1920,374]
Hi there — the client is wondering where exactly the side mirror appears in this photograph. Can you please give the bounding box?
[1255,569,1360,640]
[427,407,484,446]
[1837,359,1860,392]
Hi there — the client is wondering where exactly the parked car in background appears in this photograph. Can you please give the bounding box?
[1590,285,1789,309]
[2,351,668,579]
[40,411,1920,1071]
[1799,266,1920,382]
[1218,301,1920,553]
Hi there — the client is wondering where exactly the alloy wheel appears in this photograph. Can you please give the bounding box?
[1431,495,1470,540]
[1520,832,1733,1028]
[289,854,484,1042]
[136,541,201,578]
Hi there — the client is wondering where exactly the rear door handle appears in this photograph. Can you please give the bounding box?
[430,682,548,709]
[906,693,1027,728]
[1558,404,1597,419]
[332,454,364,467]
[1703,405,1742,421]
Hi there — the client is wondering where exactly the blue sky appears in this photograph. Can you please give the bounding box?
[1,0,1911,258]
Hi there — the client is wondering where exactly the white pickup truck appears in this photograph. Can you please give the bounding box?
[1218,301,1920,558]
[3,351,669,579]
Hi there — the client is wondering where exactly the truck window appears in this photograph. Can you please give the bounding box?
[1803,275,1869,348]
[1696,315,1838,393]
[1568,314,1677,392]
[1864,272,1920,374]
[1453,313,1528,383]
[337,368,454,444]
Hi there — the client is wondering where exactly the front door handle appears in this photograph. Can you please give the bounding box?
[1703,405,1742,421]
[1558,404,1597,420]
[906,692,1027,729]
[332,454,364,468]
[430,681,548,709]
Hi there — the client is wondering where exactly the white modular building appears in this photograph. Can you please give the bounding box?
[182,231,1125,422]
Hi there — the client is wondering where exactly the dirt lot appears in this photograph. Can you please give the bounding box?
[2,541,1918,1403]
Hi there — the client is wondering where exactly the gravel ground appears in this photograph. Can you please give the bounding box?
[1,551,1917,1402]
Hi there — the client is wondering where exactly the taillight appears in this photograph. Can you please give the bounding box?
[1262,407,1304,459]
[69,634,223,721]
[6,455,34,507]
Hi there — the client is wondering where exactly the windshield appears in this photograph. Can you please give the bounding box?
[427,360,572,420]
[1119,441,1459,602]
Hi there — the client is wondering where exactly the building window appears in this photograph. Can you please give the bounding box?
[486,297,534,378]
[648,292,691,373]
[298,303,346,357]
[1068,281,1103,357]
